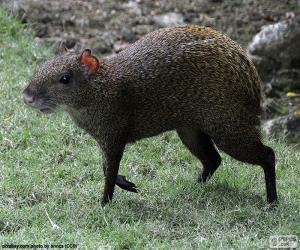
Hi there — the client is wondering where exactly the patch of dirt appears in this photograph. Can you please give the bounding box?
[2,0,300,56]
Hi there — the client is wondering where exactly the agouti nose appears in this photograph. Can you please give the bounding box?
[22,89,36,105]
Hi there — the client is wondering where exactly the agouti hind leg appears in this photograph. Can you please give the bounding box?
[177,128,222,182]
[213,127,278,204]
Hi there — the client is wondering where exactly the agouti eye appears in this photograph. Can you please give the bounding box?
[60,74,71,84]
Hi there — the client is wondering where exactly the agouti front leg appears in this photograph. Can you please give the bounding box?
[116,175,139,193]
[102,164,138,193]
[101,144,125,206]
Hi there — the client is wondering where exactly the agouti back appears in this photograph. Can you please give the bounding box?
[22,25,277,206]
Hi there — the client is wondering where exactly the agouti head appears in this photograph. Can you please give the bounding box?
[22,48,100,113]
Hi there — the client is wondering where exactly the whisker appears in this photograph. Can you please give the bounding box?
[40,97,66,112]
[41,98,60,111]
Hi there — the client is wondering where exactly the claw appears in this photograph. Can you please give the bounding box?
[116,175,139,193]
[197,175,206,183]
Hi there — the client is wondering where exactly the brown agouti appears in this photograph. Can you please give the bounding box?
[22,25,277,206]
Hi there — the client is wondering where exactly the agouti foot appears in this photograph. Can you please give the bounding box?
[267,197,278,209]
[116,175,139,193]
[197,174,208,183]
[100,197,111,207]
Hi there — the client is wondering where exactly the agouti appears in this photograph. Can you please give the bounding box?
[22,25,277,206]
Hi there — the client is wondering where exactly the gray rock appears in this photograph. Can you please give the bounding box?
[263,114,300,143]
[152,12,184,27]
[247,16,300,82]
[270,69,300,92]
[113,40,131,53]
[262,98,290,119]
[123,0,142,16]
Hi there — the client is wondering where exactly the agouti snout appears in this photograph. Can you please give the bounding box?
[23,25,277,206]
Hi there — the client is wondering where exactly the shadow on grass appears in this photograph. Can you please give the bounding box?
[85,181,285,230]
[120,181,267,213]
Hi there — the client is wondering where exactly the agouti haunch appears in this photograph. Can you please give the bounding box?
[22,25,277,206]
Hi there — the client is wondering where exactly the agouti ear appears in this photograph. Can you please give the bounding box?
[80,49,100,75]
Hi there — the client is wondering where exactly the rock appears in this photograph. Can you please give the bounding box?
[113,40,131,53]
[152,12,184,27]
[88,32,115,55]
[262,98,289,119]
[123,0,142,16]
[270,69,300,92]
[263,113,300,144]
[247,16,300,82]
[248,15,300,139]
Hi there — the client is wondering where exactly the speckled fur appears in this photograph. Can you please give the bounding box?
[23,25,277,206]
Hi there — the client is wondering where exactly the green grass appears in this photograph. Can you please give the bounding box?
[0,8,299,249]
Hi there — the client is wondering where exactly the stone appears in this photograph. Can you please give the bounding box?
[152,12,184,27]
[270,69,300,92]
[247,16,300,82]
[113,41,131,53]
[263,113,300,144]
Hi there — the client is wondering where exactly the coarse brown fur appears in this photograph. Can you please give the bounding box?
[22,25,277,206]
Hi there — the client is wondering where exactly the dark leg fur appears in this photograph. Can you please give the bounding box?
[213,126,278,204]
[103,165,138,193]
[177,128,222,182]
[101,145,125,206]
[262,146,277,204]
[116,175,138,193]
